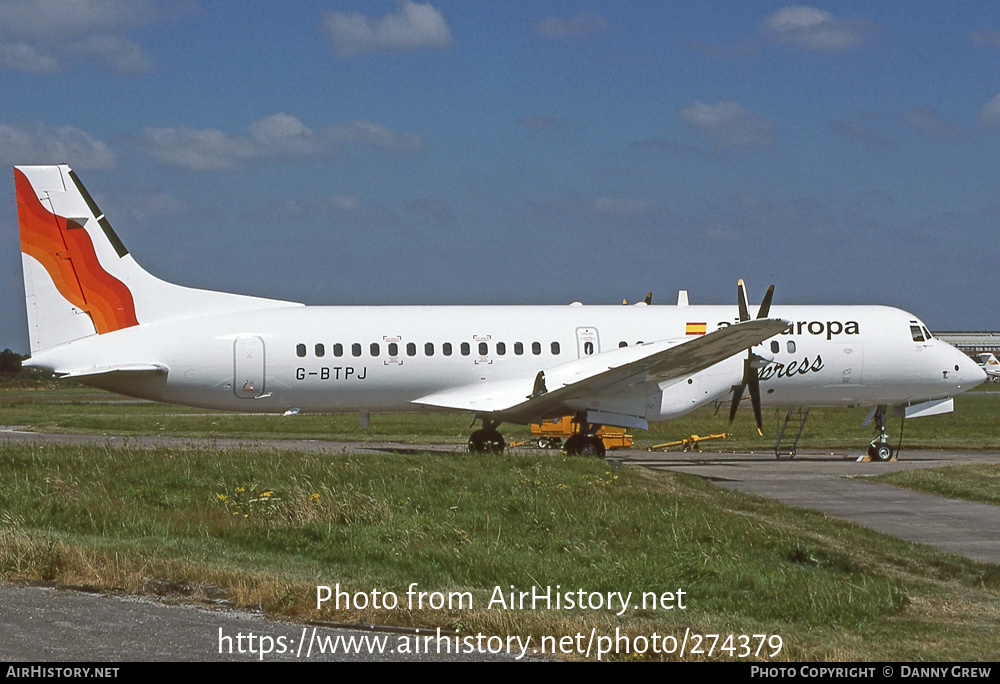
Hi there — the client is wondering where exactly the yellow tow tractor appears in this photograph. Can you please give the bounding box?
[516,417,634,451]
[648,433,728,452]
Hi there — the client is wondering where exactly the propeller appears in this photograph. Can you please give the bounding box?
[728,280,775,436]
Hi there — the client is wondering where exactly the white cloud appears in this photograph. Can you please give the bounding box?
[680,101,775,150]
[0,0,169,73]
[899,108,964,138]
[0,42,59,73]
[323,1,452,57]
[534,13,611,39]
[590,196,655,218]
[0,122,115,168]
[0,0,158,39]
[139,114,427,170]
[977,94,1000,126]
[68,34,153,74]
[761,6,879,52]
[829,113,892,148]
[329,120,426,152]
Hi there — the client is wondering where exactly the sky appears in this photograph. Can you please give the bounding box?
[2,0,999,353]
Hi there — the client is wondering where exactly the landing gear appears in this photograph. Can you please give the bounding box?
[562,413,606,458]
[867,405,895,462]
[868,441,894,462]
[468,419,505,453]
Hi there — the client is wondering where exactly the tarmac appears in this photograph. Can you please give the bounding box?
[614,447,1000,565]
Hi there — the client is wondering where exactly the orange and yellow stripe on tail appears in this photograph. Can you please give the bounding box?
[15,168,138,334]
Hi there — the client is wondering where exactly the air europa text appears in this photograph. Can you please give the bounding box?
[719,320,859,340]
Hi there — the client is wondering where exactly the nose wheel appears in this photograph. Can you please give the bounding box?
[866,405,896,462]
[868,440,894,461]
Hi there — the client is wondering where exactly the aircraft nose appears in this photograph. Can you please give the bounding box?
[970,360,988,386]
[942,345,987,390]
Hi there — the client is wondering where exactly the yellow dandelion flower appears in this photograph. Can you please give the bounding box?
[310,493,321,503]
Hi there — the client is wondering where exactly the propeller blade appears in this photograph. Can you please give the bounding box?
[730,280,774,436]
[737,279,750,322]
[728,381,746,424]
[756,284,775,320]
[748,371,763,436]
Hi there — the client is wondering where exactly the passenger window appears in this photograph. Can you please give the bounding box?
[388,342,398,356]
[532,342,541,355]
[478,342,488,356]
[296,343,306,358]
[333,343,343,357]
[443,342,452,356]
[514,342,523,356]
[425,342,434,356]
[787,341,796,353]
[370,343,380,356]
[584,341,594,355]
[770,341,779,354]
[496,342,506,356]
[910,325,925,342]
[461,342,470,356]
[352,343,361,357]
[406,342,416,356]
[315,343,325,357]
[551,341,560,355]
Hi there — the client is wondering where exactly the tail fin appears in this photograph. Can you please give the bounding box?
[978,353,1000,378]
[15,164,299,354]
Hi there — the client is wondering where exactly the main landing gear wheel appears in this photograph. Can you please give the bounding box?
[469,429,505,453]
[563,434,606,458]
[468,420,505,454]
[868,441,894,462]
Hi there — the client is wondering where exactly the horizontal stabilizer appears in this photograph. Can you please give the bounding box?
[55,363,168,379]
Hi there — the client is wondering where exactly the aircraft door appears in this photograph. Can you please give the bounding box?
[576,327,600,358]
[234,336,266,398]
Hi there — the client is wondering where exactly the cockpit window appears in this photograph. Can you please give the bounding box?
[910,325,925,342]
[922,326,933,340]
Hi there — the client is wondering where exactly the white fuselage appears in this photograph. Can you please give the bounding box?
[28,302,982,424]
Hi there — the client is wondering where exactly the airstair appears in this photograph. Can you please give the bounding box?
[773,407,809,459]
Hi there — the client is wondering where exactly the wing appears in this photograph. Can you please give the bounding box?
[413,318,788,424]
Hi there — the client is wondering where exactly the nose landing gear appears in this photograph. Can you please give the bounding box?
[865,405,897,462]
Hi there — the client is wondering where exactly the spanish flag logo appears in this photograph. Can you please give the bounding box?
[685,322,707,336]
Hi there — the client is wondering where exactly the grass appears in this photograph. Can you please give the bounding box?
[1,385,999,660]
[869,465,1000,507]
[1,440,999,661]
